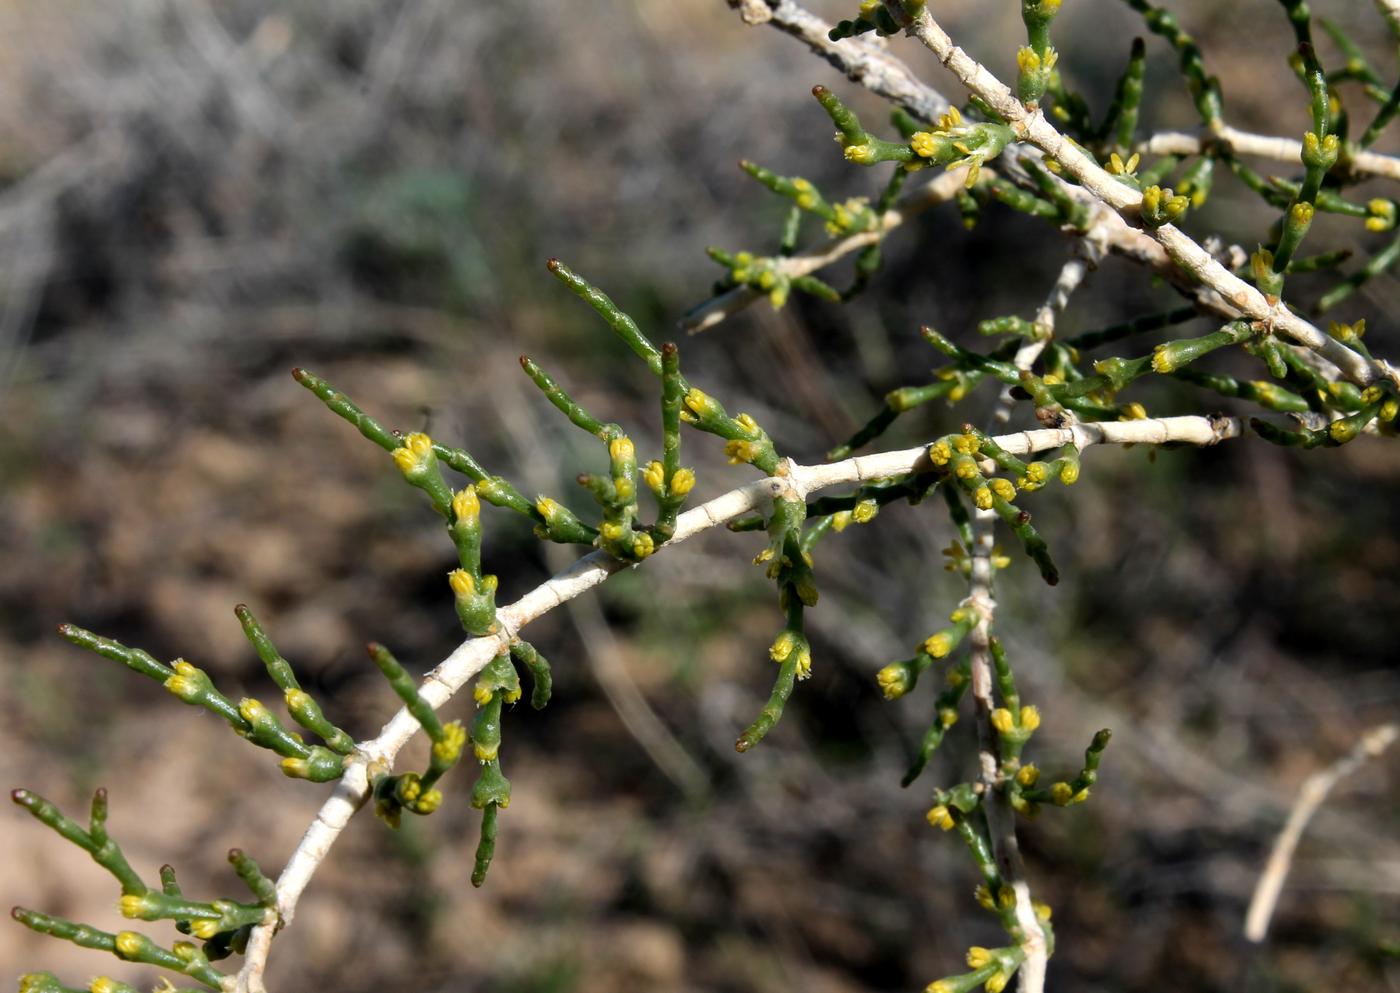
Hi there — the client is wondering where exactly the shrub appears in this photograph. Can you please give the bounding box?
[10,2,1400,992]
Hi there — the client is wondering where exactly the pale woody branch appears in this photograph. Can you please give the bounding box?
[895,4,1394,390]
[1144,127,1400,184]
[234,411,1245,992]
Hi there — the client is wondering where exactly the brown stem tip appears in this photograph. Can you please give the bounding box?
[545,258,561,272]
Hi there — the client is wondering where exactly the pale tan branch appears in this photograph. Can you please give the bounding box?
[233,412,1245,992]
[897,6,1392,389]
[1143,126,1400,184]
[1243,723,1398,943]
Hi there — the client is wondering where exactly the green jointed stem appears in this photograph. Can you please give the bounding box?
[519,356,614,440]
[13,909,226,989]
[1119,0,1222,126]
[472,803,499,888]
[229,849,278,906]
[367,642,444,742]
[547,258,663,376]
[510,640,553,710]
[12,789,145,895]
[735,653,801,753]
[1170,369,1310,413]
[779,205,802,255]
[290,367,399,452]
[989,638,1020,714]
[1101,37,1146,152]
[902,660,971,786]
[234,604,298,691]
[941,479,975,549]
[1360,78,1400,149]
[1318,231,1400,312]
[58,624,173,681]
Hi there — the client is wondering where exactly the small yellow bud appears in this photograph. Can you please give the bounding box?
[1120,402,1148,420]
[671,467,696,496]
[1017,764,1040,787]
[966,947,994,970]
[735,413,760,433]
[997,885,1016,909]
[632,533,656,559]
[925,632,953,658]
[946,668,966,687]
[91,979,122,993]
[927,983,955,993]
[1034,900,1053,921]
[643,461,665,493]
[831,510,853,533]
[989,477,1016,501]
[971,486,990,510]
[990,708,1015,735]
[1058,460,1080,485]
[876,663,909,700]
[852,498,878,524]
[608,436,634,463]
[724,439,757,464]
[239,698,270,725]
[929,440,952,465]
[433,723,467,765]
[114,931,145,958]
[613,476,635,501]
[794,646,814,680]
[974,884,996,910]
[118,893,151,919]
[449,569,476,598]
[190,918,222,940]
[954,433,979,454]
[1016,46,1041,74]
[1151,344,1177,374]
[985,970,1010,993]
[1072,787,1091,804]
[473,684,494,705]
[535,496,563,520]
[926,804,955,831]
[1050,782,1074,806]
[684,387,718,420]
[452,487,480,522]
[939,706,958,728]
[954,457,979,480]
[599,521,625,542]
[770,631,797,663]
[1381,399,1399,423]
[1019,705,1041,731]
[843,143,878,165]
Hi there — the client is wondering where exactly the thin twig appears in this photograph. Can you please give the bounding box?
[1243,723,1398,943]
[233,412,1246,992]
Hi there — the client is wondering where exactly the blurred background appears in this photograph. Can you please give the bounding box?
[2,1,1398,990]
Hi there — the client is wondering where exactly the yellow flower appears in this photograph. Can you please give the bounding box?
[452,487,480,522]
[1019,705,1041,731]
[990,708,1015,735]
[939,706,959,728]
[852,498,878,524]
[671,467,696,496]
[966,947,994,969]
[114,931,146,958]
[985,970,1010,993]
[608,439,632,467]
[876,663,909,700]
[929,440,953,465]
[989,478,1016,501]
[925,632,953,658]
[1050,782,1073,806]
[926,804,955,831]
[449,569,476,598]
[975,486,993,510]
[770,631,797,663]
[1016,764,1040,787]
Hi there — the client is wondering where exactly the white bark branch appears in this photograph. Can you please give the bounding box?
[232,412,1245,992]
[896,7,1393,390]
[1144,126,1400,184]
[1243,723,1398,943]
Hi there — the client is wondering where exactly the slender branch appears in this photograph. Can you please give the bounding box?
[1243,723,1398,943]
[897,5,1393,389]
[233,412,1246,992]
[1143,127,1400,183]
[681,167,968,334]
